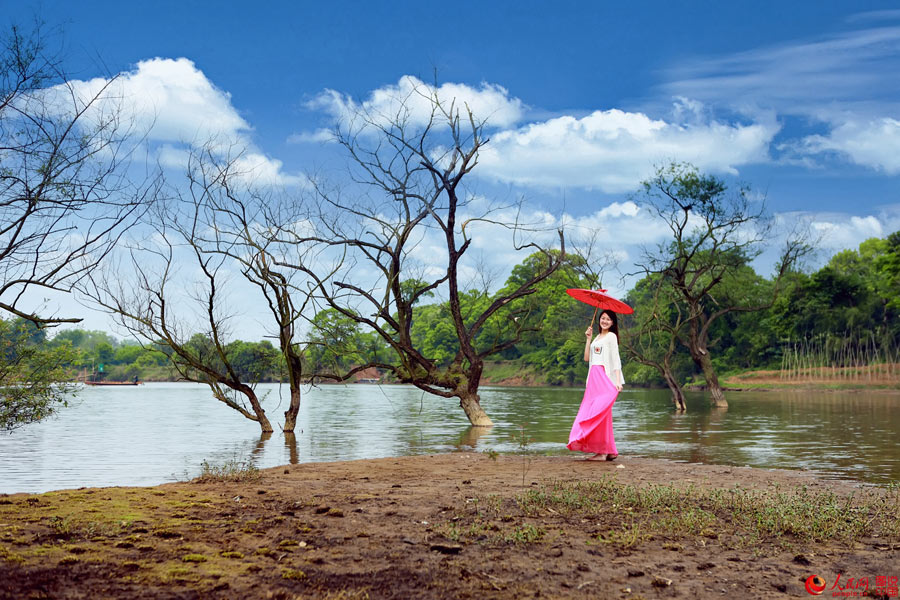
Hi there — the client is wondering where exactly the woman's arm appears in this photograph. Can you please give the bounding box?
[583,326,592,362]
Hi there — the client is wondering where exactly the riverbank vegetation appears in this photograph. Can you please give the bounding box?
[2,230,898,397]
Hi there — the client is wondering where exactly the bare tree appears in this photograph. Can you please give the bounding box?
[1,22,149,325]
[1,22,150,428]
[567,227,620,290]
[83,201,276,432]
[177,147,335,433]
[634,163,810,407]
[277,86,564,426]
[84,145,335,433]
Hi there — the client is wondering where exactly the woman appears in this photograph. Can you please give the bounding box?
[567,309,624,461]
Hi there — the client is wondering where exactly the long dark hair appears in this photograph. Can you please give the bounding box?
[599,309,619,337]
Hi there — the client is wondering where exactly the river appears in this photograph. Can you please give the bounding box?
[1,382,897,493]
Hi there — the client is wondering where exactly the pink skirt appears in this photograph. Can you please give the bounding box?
[567,365,619,455]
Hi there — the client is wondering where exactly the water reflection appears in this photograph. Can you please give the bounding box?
[283,432,299,464]
[455,426,493,450]
[0,382,897,493]
[251,432,272,460]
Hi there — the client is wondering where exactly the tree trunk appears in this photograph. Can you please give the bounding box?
[210,382,274,432]
[283,385,302,432]
[659,354,686,411]
[250,398,274,433]
[459,393,493,427]
[696,351,727,407]
[663,371,686,411]
[282,349,303,433]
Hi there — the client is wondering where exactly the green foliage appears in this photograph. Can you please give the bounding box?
[1,318,79,430]
[225,340,281,383]
[306,308,367,373]
[410,303,460,366]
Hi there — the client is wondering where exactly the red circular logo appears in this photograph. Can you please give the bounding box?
[806,575,826,595]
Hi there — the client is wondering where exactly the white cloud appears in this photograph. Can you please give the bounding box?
[229,152,309,187]
[808,214,886,249]
[761,207,900,273]
[477,107,778,192]
[61,58,249,144]
[565,202,673,247]
[305,78,780,193]
[664,25,900,112]
[304,75,526,134]
[662,20,900,174]
[286,129,335,144]
[799,117,900,173]
[54,58,302,187]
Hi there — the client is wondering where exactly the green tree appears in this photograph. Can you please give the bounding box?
[1,318,78,431]
[307,309,365,373]
[94,342,115,364]
[879,232,900,311]
[634,163,809,407]
[226,340,280,382]
[496,251,594,385]
[113,344,144,365]
[622,274,690,408]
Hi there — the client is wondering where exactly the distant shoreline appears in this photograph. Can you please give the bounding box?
[89,377,900,393]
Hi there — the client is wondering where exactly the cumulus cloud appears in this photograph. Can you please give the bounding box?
[477,107,779,192]
[53,58,301,186]
[799,117,900,173]
[303,77,779,192]
[303,75,526,134]
[808,214,886,249]
[63,58,249,143]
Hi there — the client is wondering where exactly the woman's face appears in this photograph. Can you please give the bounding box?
[599,312,614,331]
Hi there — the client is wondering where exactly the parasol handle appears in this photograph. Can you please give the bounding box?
[590,305,599,333]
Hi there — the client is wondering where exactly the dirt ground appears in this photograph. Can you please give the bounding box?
[1,453,897,600]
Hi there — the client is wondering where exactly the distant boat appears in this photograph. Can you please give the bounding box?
[83,380,141,386]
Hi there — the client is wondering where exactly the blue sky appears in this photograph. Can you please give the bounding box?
[7,1,900,337]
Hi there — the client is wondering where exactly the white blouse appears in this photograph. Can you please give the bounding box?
[589,332,624,385]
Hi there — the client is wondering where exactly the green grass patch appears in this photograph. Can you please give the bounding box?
[282,568,307,580]
[444,477,900,550]
[520,478,900,546]
[181,553,207,563]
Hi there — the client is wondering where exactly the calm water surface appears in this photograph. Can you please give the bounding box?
[1,383,898,493]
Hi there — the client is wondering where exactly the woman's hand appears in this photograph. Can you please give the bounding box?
[584,326,593,339]
[615,384,623,392]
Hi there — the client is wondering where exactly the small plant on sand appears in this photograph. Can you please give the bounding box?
[194,457,261,483]
[282,568,307,580]
[506,523,544,544]
[512,424,535,487]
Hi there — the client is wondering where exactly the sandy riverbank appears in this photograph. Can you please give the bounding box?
[1,453,897,599]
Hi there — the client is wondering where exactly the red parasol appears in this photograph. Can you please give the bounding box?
[566,288,634,331]
[566,289,634,314]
